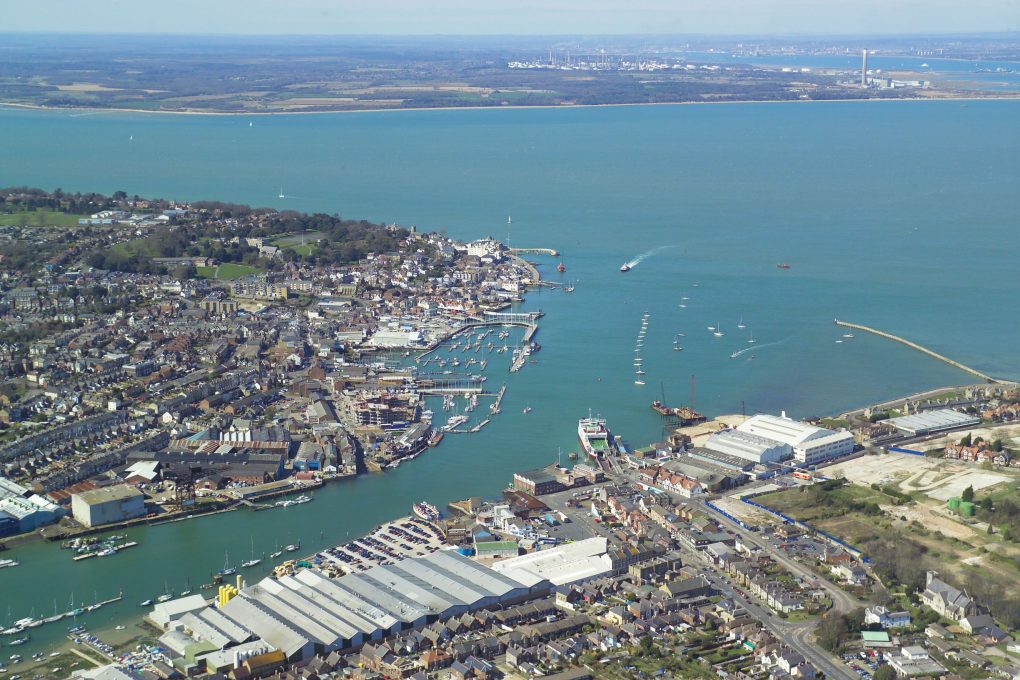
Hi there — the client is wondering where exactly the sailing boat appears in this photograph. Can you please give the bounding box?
[241,537,262,568]
[507,215,512,225]
[673,334,683,351]
[218,550,236,576]
[180,577,192,597]
[270,541,283,559]
[156,580,174,603]
[42,600,63,624]
[522,402,532,415]
[713,322,724,337]
[747,332,757,344]
[278,187,286,199]
[737,316,746,329]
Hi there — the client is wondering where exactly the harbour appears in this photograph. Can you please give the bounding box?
[0,99,1017,665]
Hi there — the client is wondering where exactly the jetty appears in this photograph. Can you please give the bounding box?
[489,383,507,415]
[510,247,559,256]
[833,319,999,383]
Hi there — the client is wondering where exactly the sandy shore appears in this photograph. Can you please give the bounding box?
[2,94,1018,118]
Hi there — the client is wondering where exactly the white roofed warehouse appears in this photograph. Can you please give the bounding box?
[886,409,981,437]
[165,549,548,664]
[737,413,855,466]
[704,429,790,465]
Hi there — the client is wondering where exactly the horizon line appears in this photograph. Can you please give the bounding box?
[2,30,1019,39]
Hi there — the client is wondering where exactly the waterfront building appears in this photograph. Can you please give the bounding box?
[0,476,64,534]
[513,467,565,495]
[886,409,982,437]
[72,664,148,679]
[71,484,146,527]
[165,550,547,664]
[736,414,854,466]
[704,429,790,465]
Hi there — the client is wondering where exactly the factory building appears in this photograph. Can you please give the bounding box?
[737,413,855,466]
[164,550,546,664]
[490,537,614,586]
[71,485,146,527]
[704,429,790,465]
[886,409,981,437]
[0,476,63,534]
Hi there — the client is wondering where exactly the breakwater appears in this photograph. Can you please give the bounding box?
[833,319,999,383]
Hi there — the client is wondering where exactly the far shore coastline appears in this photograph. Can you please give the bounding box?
[2,93,1018,118]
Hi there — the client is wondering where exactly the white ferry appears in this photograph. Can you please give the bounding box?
[578,415,613,459]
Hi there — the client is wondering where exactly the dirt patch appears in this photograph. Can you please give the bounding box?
[55,82,124,92]
[714,495,772,524]
[883,503,973,540]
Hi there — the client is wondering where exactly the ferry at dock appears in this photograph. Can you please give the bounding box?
[578,415,613,459]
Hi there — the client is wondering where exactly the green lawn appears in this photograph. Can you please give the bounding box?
[0,210,86,227]
[196,263,261,280]
[272,231,325,247]
[107,237,157,259]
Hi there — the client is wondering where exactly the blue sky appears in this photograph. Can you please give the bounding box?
[5,0,1019,35]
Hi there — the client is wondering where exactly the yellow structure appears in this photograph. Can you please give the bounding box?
[218,583,239,608]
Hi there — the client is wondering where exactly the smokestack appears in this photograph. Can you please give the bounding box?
[861,49,869,87]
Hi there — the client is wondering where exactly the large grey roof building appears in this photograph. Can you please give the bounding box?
[169,549,547,663]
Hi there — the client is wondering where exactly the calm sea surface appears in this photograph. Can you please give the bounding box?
[0,100,1018,654]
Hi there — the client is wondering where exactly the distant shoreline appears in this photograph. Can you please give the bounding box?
[2,94,1019,118]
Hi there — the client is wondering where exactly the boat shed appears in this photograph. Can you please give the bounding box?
[490,537,613,586]
[169,549,545,663]
[149,594,208,628]
[886,409,982,437]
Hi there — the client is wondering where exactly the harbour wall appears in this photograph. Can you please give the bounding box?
[833,319,999,383]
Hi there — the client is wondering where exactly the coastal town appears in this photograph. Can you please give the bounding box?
[0,187,547,541]
[2,188,1020,680]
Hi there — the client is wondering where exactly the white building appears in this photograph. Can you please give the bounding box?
[864,605,911,629]
[71,485,146,527]
[149,594,208,628]
[704,429,791,465]
[490,537,613,586]
[466,238,504,260]
[737,414,854,466]
[164,550,545,663]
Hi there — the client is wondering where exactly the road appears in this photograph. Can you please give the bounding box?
[691,550,857,680]
[694,497,859,614]
[603,467,859,679]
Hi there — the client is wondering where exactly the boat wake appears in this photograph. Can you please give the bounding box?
[730,336,791,359]
[623,245,675,270]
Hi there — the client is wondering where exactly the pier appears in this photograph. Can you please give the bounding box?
[510,247,559,256]
[833,319,1000,383]
[490,383,507,414]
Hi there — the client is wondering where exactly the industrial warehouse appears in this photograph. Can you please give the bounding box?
[704,413,856,467]
[152,549,551,668]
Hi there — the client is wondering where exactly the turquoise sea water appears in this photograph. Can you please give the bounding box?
[0,100,1018,656]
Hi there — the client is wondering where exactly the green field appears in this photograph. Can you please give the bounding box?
[196,263,261,280]
[272,232,323,257]
[107,237,157,259]
[0,210,86,227]
[754,482,892,526]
